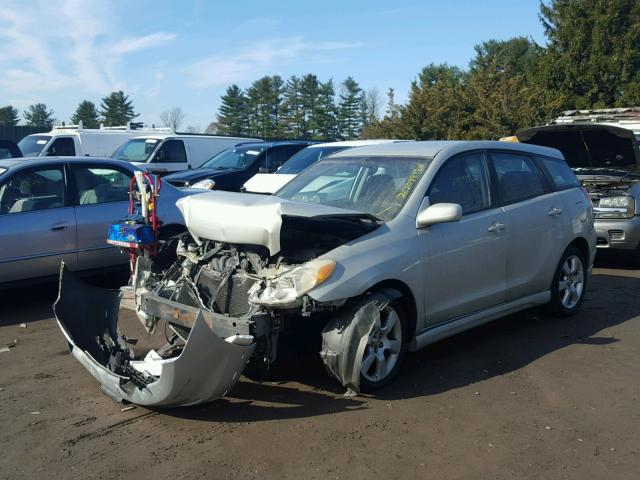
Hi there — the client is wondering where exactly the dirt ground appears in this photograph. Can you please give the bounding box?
[1,256,639,480]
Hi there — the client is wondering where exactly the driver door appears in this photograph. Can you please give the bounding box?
[148,139,188,175]
[420,151,507,325]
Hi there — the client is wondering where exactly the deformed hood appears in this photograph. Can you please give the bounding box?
[176,191,376,256]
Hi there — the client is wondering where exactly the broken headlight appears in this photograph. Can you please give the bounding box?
[249,259,335,307]
[595,195,635,218]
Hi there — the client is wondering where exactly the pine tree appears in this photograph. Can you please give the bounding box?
[23,103,54,129]
[338,77,363,140]
[71,100,100,128]
[282,76,304,138]
[99,91,138,127]
[0,106,19,126]
[217,85,248,136]
[540,0,640,108]
[314,80,337,141]
[300,74,320,139]
[245,76,284,138]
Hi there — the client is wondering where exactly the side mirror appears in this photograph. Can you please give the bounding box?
[416,203,462,228]
[46,147,56,157]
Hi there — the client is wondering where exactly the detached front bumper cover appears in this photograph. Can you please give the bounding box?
[53,264,254,407]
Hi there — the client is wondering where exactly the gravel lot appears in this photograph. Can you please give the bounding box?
[1,257,639,480]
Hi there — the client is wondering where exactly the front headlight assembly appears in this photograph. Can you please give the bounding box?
[191,178,216,190]
[249,259,335,307]
[595,195,636,219]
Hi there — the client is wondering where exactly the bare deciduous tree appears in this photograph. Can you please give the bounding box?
[160,107,185,131]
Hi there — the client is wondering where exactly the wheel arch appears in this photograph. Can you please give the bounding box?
[366,279,418,341]
[568,236,590,264]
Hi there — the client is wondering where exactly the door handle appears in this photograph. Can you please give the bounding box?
[547,207,563,216]
[51,223,68,231]
[487,222,505,232]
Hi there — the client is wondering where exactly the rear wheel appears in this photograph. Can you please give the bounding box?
[545,246,587,316]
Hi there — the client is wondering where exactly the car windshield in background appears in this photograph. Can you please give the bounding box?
[17,135,51,157]
[112,138,160,162]
[277,146,349,174]
[276,156,429,221]
[201,146,265,170]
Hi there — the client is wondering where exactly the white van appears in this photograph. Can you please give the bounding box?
[111,134,262,174]
[17,122,173,158]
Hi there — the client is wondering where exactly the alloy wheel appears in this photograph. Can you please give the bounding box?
[558,254,585,309]
[361,305,403,382]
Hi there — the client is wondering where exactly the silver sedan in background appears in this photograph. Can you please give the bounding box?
[0,157,190,285]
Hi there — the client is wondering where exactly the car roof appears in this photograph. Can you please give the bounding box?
[308,139,409,148]
[328,140,565,160]
[234,140,316,149]
[0,156,132,171]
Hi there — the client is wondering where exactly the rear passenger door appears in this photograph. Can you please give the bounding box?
[422,151,507,325]
[0,164,77,282]
[489,150,568,301]
[71,164,132,271]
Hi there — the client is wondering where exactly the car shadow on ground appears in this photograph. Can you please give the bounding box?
[166,264,639,422]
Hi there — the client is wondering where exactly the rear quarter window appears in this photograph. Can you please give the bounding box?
[538,156,580,190]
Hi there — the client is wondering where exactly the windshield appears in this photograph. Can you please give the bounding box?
[112,138,160,162]
[201,146,265,170]
[276,156,429,221]
[277,146,349,174]
[18,135,51,157]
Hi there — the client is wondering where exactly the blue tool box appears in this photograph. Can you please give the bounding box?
[107,222,155,249]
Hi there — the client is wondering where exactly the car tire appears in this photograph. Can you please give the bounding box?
[357,292,409,393]
[545,245,588,317]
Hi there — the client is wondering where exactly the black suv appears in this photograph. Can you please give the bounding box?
[163,141,314,191]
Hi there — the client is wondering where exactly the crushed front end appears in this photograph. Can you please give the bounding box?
[55,192,381,406]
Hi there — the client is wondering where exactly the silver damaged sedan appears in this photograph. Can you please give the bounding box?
[56,141,596,406]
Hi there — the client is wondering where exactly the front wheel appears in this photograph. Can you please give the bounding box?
[357,293,408,392]
[545,246,587,316]
[320,291,408,393]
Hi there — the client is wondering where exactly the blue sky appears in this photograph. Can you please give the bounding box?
[0,0,546,130]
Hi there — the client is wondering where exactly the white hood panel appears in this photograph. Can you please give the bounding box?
[243,173,296,194]
[176,191,363,255]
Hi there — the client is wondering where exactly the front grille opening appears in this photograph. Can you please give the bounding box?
[597,237,608,246]
[608,229,625,240]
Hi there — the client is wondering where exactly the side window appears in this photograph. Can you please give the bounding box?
[491,151,546,204]
[47,137,76,156]
[72,166,132,205]
[0,148,12,159]
[0,167,65,214]
[265,146,301,171]
[428,152,491,215]
[155,140,187,163]
[538,156,580,190]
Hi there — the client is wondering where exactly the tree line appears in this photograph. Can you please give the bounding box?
[363,0,640,140]
[214,75,381,141]
[0,91,138,130]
